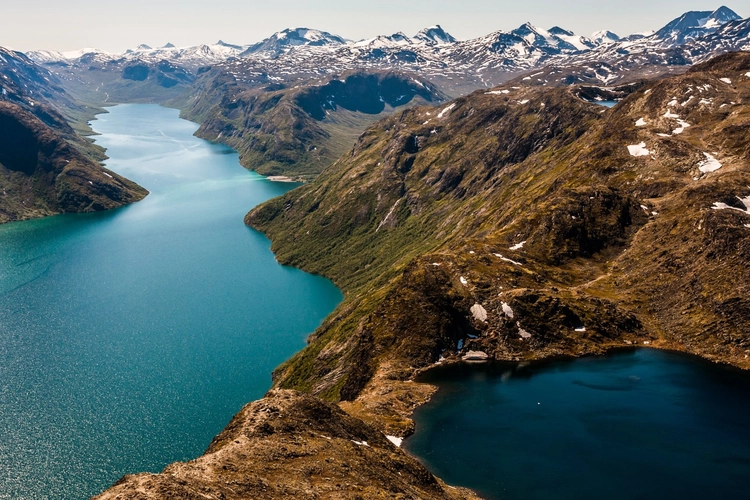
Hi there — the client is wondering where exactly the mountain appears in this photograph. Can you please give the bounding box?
[0,46,77,126]
[240,28,347,57]
[591,29,620,45]
[27,6,748,100]
[0,102,147,223]
[654,6,742,45]
[247,52,750,406]
[413,25,456,45]
[97,52,750,499]
[189,71,446,180]
[0,45,147,223]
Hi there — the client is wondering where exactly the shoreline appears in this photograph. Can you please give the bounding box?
[266,175,297,182]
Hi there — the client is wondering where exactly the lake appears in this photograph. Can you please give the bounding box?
[0,104,342,499]
[404,348,750,500]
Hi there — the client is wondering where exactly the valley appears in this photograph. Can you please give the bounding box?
[0,5,749,499]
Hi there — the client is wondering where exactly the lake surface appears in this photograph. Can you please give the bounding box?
[405,349,750,500]
[595,100,619,108]
[0,104,342,499]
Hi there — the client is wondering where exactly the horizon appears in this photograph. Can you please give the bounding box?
[1,1,745,53]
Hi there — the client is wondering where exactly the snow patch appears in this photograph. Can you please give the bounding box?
[672,118,690,135]
[351,440,369,447]
[485,89,510,95]
[518,323,532,339]
[376,199,402,232]
[437,103,456,119]
[627,142,650,157]
[386,435,403,447]
[698,153,722,173]
[635,118,647,127]
[463,350,489,361]
[574,327,586,332]
[494,254,522,266]
[518,99,530,105]
[712,196,750,214]
[471,303,488,322]
[509,241,526,250]
[501,302,514,319]
[719,77,732,84]
[459,276,468,286]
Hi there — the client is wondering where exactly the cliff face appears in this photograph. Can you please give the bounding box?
[246,52,750,431]
[0,102,147,223]
[93,390,478,500]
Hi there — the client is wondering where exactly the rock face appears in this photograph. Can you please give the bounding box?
[93,390,478,500]
[0,102,147,223]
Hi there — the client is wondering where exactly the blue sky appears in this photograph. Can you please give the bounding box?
[2,1,745,52]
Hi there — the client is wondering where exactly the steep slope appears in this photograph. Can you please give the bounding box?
[190,71,446,180]
[247,53,750,432]
[94,390,478,500]
[0,102,147,223]
[0,46,105,155]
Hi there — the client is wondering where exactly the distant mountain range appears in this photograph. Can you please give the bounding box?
[26,6,747,92]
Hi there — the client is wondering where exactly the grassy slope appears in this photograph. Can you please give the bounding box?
[247,53,750,420]
[189,72,447,180]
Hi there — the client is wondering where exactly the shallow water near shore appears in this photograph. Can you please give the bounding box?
[405,348,750,500]
[0,104,342,499]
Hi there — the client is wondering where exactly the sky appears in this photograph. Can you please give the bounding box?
[2,1,745,53]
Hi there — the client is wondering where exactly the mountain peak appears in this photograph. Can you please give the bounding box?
[655,6,742,44]
[241,28,346,57]
[548,26,574,37]
[711,6,742,22]
[136,44,152,51]
[591,29,620,44]
[414,25,457,45]
[162,43,175,49]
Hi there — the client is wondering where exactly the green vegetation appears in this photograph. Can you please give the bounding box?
[189,71,447,180]
[250,53,750,402]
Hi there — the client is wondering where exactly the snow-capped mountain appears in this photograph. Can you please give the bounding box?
[27,6,748,95]
[654,6,741,46]
[561,6,745,66]
[0,47,67,105]
[240,28,346,57]
[413,25,456,45]
[29,41,246,69]
[591,30,621,45]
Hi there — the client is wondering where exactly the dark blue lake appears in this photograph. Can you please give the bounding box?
[0,104,342,499]
[405,349,750,500]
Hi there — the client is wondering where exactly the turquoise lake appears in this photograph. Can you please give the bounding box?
[405,348,750,500]
[0,104,342,499]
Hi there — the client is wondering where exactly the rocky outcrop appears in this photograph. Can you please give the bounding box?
[93,390,478,500]
[0,102,147,223]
